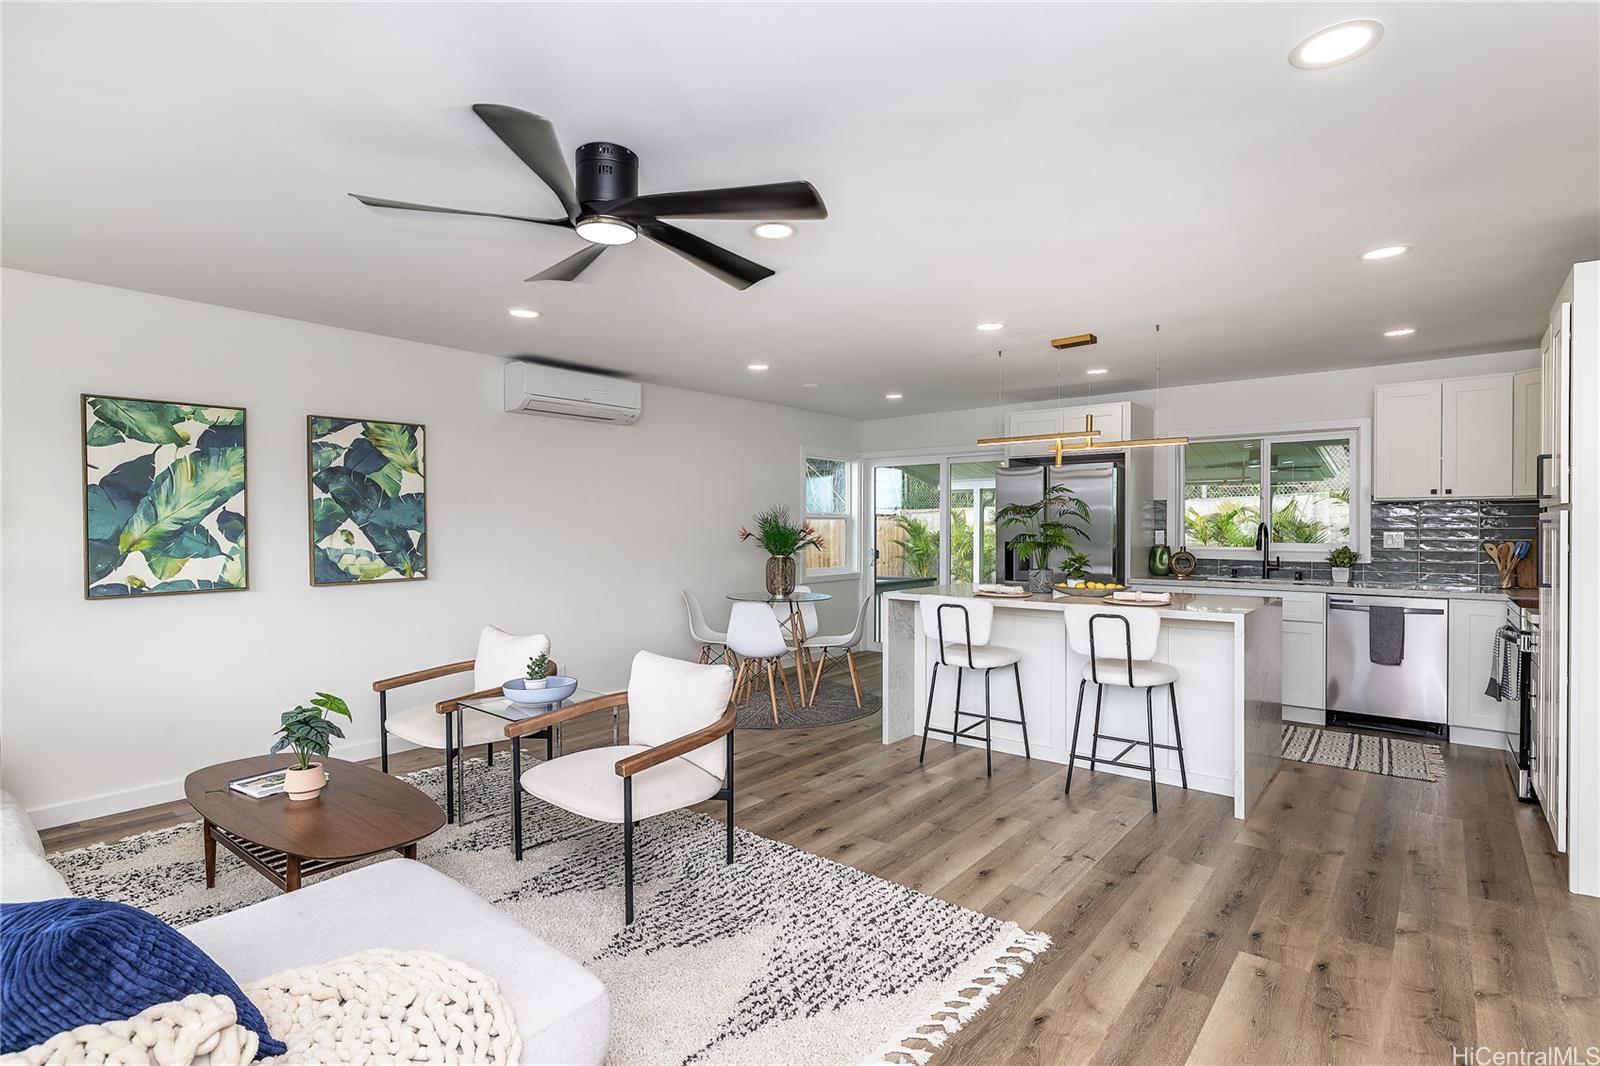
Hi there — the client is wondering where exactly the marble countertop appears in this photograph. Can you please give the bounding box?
[1135,576,1528,603]
[884,583,1274,622]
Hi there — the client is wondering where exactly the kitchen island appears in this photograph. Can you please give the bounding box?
[881,585,1283,819]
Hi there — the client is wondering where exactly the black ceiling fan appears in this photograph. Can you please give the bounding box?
[351,104,827,290]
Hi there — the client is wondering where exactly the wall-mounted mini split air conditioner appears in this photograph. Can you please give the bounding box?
[503,361,641,425]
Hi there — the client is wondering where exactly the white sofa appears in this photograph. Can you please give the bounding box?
[0,791,611,1065]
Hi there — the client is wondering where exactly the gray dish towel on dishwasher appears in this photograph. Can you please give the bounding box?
[1369,605,1406,666]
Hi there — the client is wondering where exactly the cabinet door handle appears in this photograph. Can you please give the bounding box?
[1430,488,1438,495]
[1445,488,1453,495]
[1536,453,1552,499]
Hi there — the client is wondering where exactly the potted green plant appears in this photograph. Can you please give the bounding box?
[1327,545,1359,585]
[525,652,552,690]
[739,505,825,597]
[995,484,1091,590]
[269,692,351,801]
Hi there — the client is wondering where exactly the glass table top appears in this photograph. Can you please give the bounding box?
[458,687,606,726]
[726,591,833,603]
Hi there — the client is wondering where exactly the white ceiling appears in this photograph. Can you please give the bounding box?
[4,3,1596,419]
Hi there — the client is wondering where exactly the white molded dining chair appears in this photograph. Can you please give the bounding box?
[803,594,874,707]
[682,590,732,666]
[916,595,1030,777]
[726,601,795,724]
[1062,603,1187,812]
[771,584,820,697]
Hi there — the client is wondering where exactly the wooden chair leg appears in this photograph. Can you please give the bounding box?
[697,645,709,665]
[846,649,863,708]
[777,662,797,715]
[765,660,781,725]
[731,659,750,708]
[808,648,828,705]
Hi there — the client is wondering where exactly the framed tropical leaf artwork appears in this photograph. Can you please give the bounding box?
[81,395,248,599]
[306,416,427,585]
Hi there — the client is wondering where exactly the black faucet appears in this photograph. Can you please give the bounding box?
[1254,522,1282,579]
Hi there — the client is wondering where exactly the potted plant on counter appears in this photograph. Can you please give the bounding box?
[269,692,351,801]
[995,484,1092,591]
[1327,545,1358,585]
[525,652,552,690]
[739,505,825,598]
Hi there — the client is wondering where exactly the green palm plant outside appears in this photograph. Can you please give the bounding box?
[1270,498,1328,544]
[1184,501,1259,547]
[892,514,941,579]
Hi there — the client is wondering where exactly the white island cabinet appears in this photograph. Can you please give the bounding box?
[880,586,1283,820]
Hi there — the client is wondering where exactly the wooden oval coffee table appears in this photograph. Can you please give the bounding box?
[185,756,444,892]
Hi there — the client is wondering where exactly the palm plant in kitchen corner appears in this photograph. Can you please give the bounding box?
[995,484,1091,587]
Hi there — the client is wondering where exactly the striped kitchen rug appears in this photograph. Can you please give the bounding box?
[1281,724,1445,782]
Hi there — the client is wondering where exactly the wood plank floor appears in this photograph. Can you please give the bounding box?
[41,653,1600,1064]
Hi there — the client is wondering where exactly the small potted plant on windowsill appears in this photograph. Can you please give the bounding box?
[525,652,552,690]
[269,692,351,801]
[1327,546,1359,586]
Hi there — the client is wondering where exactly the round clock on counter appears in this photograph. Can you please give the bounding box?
[1169,547,1198,579]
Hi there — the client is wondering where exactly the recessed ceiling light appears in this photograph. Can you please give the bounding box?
[1360,244,1410,261]
[1085,367,1109,376]
[750,222,795,240]
[803,383,819,389]
[574,215,639,245]
[508,308,541,319]
[747,364,769,372]
[885,393,904,400]
[976,322,1005,332]
[1384,328,1418,337]
[1290,19,1384,69]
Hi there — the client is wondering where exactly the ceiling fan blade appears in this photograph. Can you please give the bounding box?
[639,221,775,290]
[526,244,606,282]
[608,180,827,221]
[348,193,572,228]
[471,104,579,221]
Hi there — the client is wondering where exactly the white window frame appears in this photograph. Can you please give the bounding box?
[1173,421,1369,562]
[801,449,859,579]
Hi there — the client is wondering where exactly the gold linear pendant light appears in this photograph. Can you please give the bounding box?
[974,326,1188,464]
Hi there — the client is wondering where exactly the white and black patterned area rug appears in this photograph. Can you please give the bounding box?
[1281,724,1445,782]
[49,760,1047,1066]
[735,678,880,731]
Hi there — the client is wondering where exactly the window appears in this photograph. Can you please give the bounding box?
[1182,434,1354,555]
[804,455,855,574]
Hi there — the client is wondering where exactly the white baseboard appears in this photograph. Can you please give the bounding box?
[1447,725,1512,751]
[27,738,390,831]
[1283,706,1327,726]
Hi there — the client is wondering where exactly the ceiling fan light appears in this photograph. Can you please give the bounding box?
[574,216,639,246]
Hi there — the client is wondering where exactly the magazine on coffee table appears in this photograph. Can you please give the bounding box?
[228,767,327,799]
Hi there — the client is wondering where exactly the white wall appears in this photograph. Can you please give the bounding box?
[0,270,860,826]
[861,348,1541,456]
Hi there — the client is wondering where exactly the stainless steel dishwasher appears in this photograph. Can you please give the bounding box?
[1325,593,1449,735]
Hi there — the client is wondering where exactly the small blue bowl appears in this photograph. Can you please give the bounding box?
[502,676,579,706]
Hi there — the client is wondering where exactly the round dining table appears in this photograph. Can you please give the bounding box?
[726,590,832,706]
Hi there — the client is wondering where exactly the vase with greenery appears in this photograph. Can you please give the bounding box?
[995,484,1091,588]
[739,505,825,597]
[269,692,351,801]
[1326,545,1359,585]
[525,652,552,690]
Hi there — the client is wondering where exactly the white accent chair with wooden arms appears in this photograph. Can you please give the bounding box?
[682,590,733,666]
[372,625,553,824]
[802,593,873,707]
[509,652,736,924]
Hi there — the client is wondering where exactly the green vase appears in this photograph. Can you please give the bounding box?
[1149,544,1172,577]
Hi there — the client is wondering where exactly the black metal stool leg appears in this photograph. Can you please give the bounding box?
[983,668,993,777]
[952,667,964,747]
[486,742,494,767]
[1088,684,1104,771]
[1170,682,1188,790]
[1145,686,1159,812]
[623,779,635,924]
[1013,662,1031,759]
[919,663,939,764]
[1066,679,1087,795]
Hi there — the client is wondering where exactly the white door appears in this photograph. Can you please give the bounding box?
[1373,381,1442,498]
[1512,368,1542,498]
[1536,509,1567,850]
[1448,599,1515,732]
[1280,620,1326,711]
[1442,375,1515,498]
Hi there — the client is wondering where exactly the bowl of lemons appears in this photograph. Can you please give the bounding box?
[1052,579,1126,598]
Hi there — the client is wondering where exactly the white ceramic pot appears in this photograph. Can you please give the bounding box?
[524,677,548,690]
[284,764,325,802]
[1331,567,1351,585]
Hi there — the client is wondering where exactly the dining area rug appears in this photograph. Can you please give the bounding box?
[734,677,880,730]
[49,759,1046,1066]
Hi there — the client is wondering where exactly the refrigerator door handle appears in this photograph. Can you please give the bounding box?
[1536,453,1551,500]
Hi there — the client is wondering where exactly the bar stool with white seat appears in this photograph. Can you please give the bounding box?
[682,590,732,666]
[1062,604,1187,812]
[726,601,796,724]
[916,595,1030,777]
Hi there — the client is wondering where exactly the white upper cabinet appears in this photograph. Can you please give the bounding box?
[1373,381,1443,499]
[1373,373,1534,500]
[1441,375,1515,498]
[1513,368,1543,499]
[1004,403,1128,459]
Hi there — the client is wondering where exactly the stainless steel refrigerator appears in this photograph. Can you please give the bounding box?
[994,456,1124,585]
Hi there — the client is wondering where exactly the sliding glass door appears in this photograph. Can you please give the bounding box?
[947,460,1000,584]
